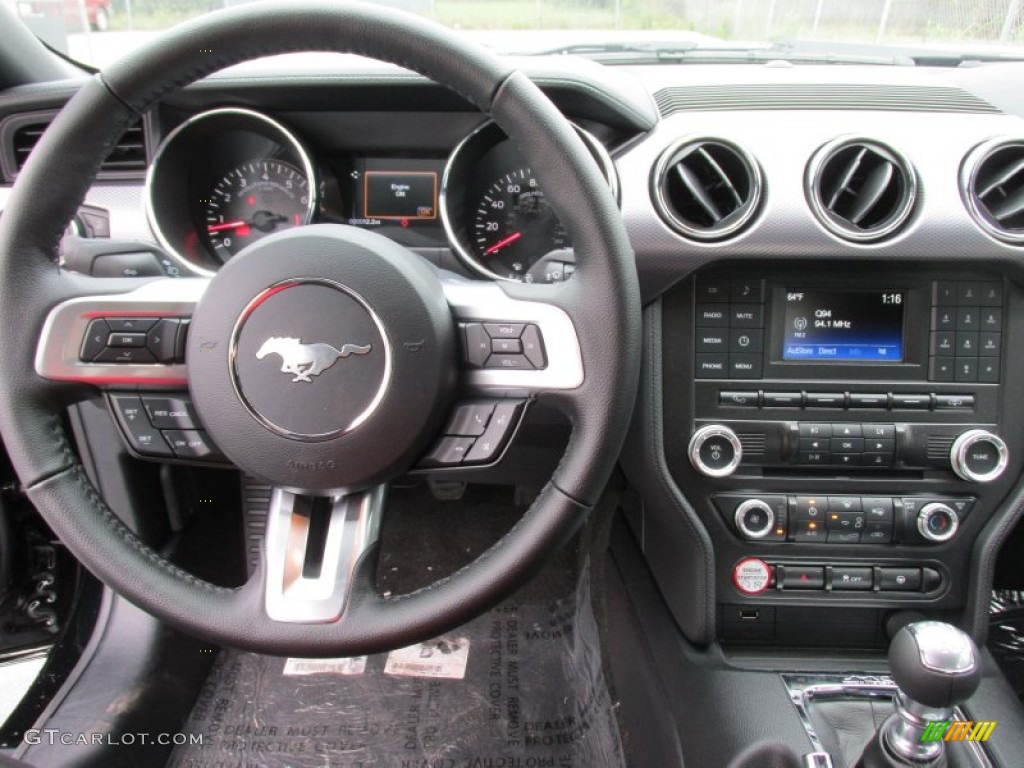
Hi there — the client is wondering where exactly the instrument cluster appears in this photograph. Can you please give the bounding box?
[145,108,618,281]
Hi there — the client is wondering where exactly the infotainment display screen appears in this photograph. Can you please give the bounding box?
[782,288,906,362]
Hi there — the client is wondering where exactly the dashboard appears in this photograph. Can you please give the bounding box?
[3,53,1024,655]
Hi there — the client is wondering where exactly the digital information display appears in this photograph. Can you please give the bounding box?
[363,170,438,220]
[782,288,906,362]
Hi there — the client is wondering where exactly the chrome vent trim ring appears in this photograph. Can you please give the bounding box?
[961,138,1024,245]
[806,137,917,243]
[651,137,763,241]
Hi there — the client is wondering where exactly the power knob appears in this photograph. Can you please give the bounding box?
[688,425,742,478]
[950,429,1008,483]
[917,502,959,543]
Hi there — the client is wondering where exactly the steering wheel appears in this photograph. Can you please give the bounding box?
[0,0,640,656]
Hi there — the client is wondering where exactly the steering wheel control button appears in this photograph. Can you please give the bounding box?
[950,429,1008,482]
[106,318,157,333]
[109,394,173,457]
[688,424,742,477]
[141,396,198,430]
[917,503,959,543]
[146,318,181,363]
[732,558,772,595]
[446,402,495,437]
[734,500,774,539]
[80,318,110,361]
[421,437,475,467]
[107,332,147,348]
[462,322,548,370]
[162,430,224,461]
[464,402,522,463]
[95,346,156,364]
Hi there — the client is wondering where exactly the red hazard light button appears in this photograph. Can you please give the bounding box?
[733,557,772,595]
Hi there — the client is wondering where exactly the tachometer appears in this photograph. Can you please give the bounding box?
[204,160,311,261]
[470,168,569,280]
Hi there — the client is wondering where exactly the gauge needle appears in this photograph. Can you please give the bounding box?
[207,220,251,234]
[484,231,523,255]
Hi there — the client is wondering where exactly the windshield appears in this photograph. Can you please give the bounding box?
[9,0,1024,69]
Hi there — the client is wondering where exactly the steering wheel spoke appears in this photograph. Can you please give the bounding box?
[441,275,583,398]
[35,276,208,392]
[260,485,385,624]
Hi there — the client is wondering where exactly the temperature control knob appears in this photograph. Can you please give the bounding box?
[689,425,742,478]
[917,502,959,543]
[950,429,1008,483]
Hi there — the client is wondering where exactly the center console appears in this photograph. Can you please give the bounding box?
[659,263,1023,648]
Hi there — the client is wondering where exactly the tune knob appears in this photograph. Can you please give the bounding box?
[688,425,742,478]
[950,429,1008,483]
[917,502,959,543]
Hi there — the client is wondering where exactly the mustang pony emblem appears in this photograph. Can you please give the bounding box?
[256,337,371,383]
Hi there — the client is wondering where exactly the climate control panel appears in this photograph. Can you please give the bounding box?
[714,493,975,545]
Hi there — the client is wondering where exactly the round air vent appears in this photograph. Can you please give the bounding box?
[961,139,1024,244]
[806,138,916,242]
[652,138,762,241]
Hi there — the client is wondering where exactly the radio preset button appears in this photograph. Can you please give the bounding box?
[933,307,956,330]
[764,392,802,407]
[806,392,845,408]
[930,331,955,355]
[929,358,955,382]
[981,308,1002,329]
[957,282,980,305]
[978,358,999,383]
[848,393,888,408]
[892,394,930,409]
[979,282,1003,306]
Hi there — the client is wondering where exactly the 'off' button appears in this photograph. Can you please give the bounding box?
[732,558,772,595]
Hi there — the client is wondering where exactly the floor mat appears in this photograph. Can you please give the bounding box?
[169,486,624,768]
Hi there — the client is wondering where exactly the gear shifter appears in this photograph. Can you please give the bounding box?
[860,621,982,767]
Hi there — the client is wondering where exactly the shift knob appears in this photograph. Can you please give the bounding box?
[888,621,981,708]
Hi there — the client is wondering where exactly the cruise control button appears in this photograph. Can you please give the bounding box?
[463,324,491,367]
[520,325,546,368]
[109,394,172,457]
[781,566,824,590]
[446,402,495,437]
[95,347,156,364]
[80,318,110,361]
[484,323,525,338]
[833,567,873,590]
[465,402,521,463]
[879,568,921,591]
[141,396,198,430]
[162,430,224,461]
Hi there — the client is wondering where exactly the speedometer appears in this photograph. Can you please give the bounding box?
[204,160,311,261]
[470,168,569,280]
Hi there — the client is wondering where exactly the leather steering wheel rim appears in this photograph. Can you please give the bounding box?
[0,0,640,655]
